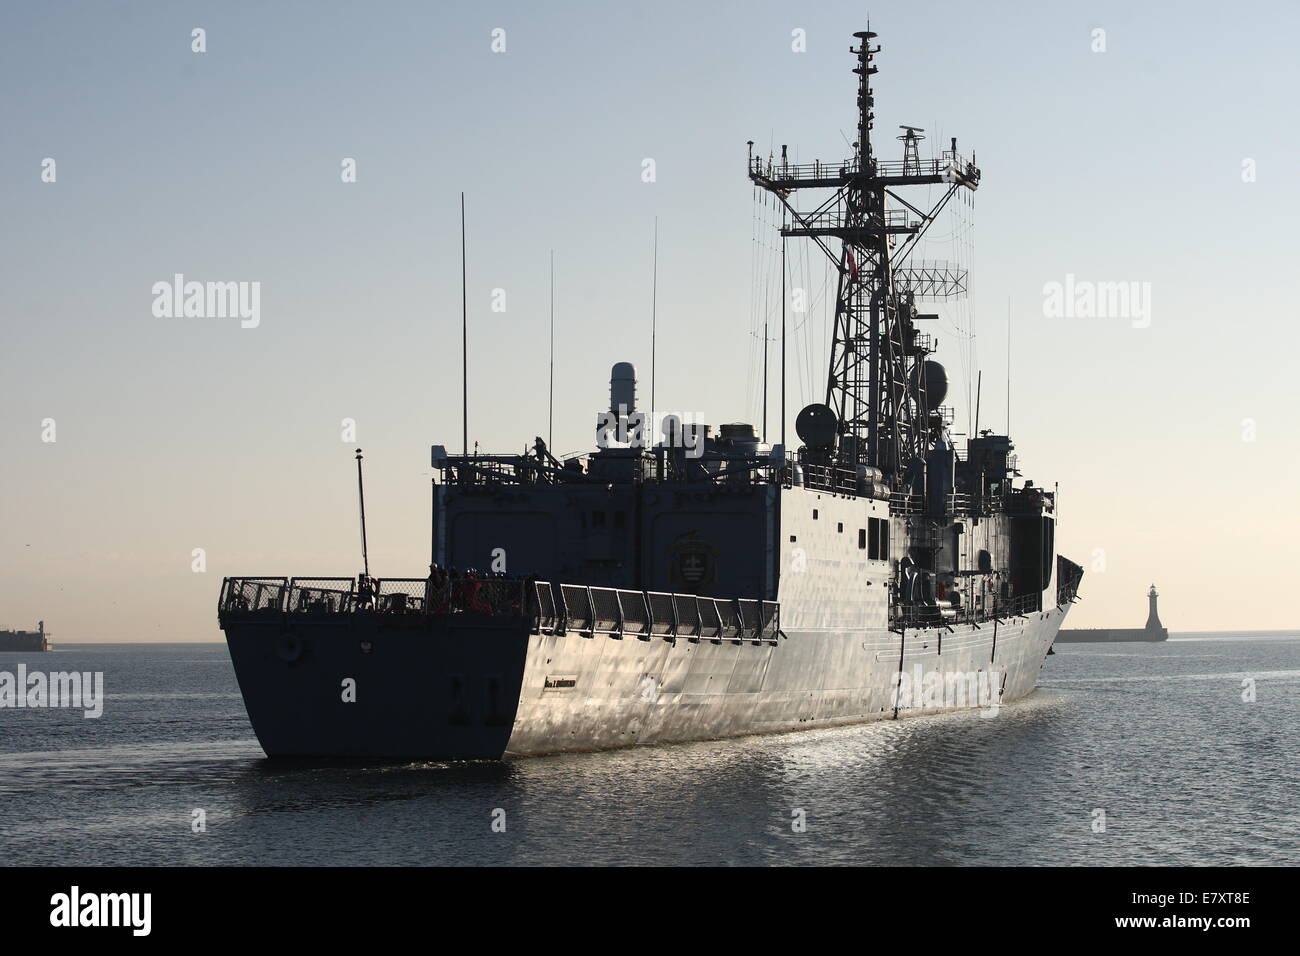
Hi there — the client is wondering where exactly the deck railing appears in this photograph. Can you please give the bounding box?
[890,589,1047,630]
[748,152,976,185]
[219,576,780,644]
[548,582,778,643]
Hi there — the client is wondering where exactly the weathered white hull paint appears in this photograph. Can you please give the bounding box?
[223,603,1068,759]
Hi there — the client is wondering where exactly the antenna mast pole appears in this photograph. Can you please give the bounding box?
[461,192,468,457]
[781,231,787,448]
[650,217,658,413]
[763,283,769,439]
[549,249,555,450]
[355,448,370,579]
[748,30,980,483]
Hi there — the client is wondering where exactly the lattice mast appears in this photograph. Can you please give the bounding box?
[748,30,980,485]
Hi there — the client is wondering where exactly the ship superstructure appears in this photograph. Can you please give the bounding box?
[218,31,1083,759]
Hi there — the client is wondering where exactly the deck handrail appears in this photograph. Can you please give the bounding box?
[218,575,781,644]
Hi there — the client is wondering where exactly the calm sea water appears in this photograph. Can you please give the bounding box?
[1,635,1296,866]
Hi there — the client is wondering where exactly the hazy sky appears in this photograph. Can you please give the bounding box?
[3,0,1297,640]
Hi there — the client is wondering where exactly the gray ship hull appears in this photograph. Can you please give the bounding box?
[224,605,1068,759]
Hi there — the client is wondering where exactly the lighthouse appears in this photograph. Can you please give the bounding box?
[1145,585,1163,632]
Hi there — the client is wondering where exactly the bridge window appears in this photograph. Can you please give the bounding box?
[813,509,819,520]
[837,522,843,533]
[858,529,867,550]
[592,510,606,528]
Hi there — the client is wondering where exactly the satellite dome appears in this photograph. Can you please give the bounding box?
[795,403,837,447]
[913,360,948,411]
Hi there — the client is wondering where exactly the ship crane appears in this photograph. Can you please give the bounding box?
[748,30,980,487]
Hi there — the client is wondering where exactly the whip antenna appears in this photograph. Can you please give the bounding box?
[461,193,468,456]
[549,249,555,451]
[355,448,370,579]
[650,217,658,412]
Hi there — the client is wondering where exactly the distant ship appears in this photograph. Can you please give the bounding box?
[0,621,52,652]
[218,30,1084,759]
[1055,585,1168,643]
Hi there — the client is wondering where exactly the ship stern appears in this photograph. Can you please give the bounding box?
[220,578,532,759]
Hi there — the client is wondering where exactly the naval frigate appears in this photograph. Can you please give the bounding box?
[218,30,1084,758]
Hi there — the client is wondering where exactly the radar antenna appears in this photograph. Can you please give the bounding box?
[897,125,925,176]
